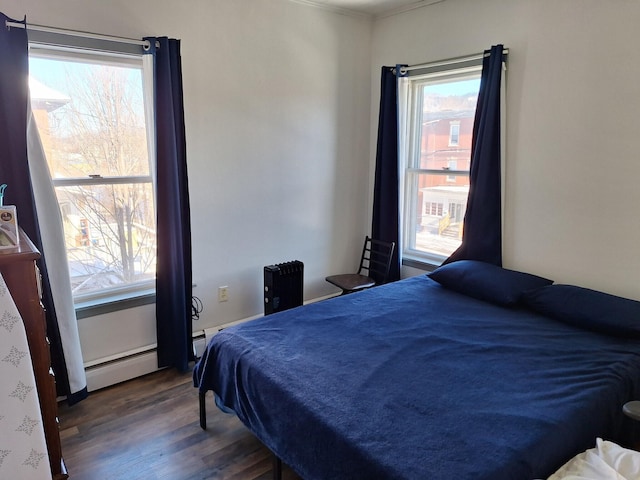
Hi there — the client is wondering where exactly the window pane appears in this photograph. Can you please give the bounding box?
[405,74,480,261]
[410,172,468,258]
[418,78,478,170]
[56,183,156,297]
[29,51,156,302]
[449,123,460,146]
[30,57,150,178]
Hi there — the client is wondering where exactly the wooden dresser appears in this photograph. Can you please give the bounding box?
[0,229,68,479]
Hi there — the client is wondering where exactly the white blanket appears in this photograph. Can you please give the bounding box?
[548,438,640,480]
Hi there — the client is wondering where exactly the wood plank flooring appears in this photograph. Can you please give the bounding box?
[58,368,302,480]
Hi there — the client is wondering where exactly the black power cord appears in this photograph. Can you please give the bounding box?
[192,295,203,321]
[191,295,204,363]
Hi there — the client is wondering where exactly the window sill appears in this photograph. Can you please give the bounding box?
[402,256,439,273]
[75,290,155,319]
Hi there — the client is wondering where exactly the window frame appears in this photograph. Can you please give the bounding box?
[28,36,157,315]
[400,64,483,268]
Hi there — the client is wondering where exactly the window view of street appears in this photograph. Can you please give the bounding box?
[29,54,156,301]
[406,73,480,261]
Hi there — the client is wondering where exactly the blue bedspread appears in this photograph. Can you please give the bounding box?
[193,276,640,479]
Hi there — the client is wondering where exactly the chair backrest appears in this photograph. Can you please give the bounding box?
[357,236,396,285]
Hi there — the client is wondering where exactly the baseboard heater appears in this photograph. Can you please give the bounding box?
[264,260,304,315]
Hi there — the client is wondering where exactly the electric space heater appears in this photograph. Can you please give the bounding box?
[264,260,304,315]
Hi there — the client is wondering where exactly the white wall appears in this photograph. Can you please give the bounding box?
[6,0,639,382]
[0,0,373,370]
[373,0,640,300]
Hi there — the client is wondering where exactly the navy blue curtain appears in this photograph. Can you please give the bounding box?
[371,66,402,282]
[0,13,86,404]
[0,16,33,235]
[145,37,194,372]
[445,45,505,267]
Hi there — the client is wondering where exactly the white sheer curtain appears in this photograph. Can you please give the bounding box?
[396,75,410,271]
[26,108,87,398]
[142,52,157,203]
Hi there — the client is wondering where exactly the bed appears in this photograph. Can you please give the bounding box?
[193,260,640,479]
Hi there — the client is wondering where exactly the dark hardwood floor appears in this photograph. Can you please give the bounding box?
[58,368,302,480]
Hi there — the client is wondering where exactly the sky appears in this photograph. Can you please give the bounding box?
[425,78,480,96]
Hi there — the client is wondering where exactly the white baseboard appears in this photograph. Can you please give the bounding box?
[202,314,263,346]
[193,336,208,358]
[86,337,208,392]
[85,349,160,392]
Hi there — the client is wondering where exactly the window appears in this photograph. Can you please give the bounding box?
[424,202,444,216]
[401,66,481,265]
[449,122,460,146]
[446,160,457,182]
[29,45,156,306]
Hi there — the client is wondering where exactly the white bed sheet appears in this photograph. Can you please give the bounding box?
[548,438,640,480]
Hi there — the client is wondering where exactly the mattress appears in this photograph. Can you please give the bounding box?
[194,275,640,479]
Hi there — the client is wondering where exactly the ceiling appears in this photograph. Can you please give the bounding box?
[303,0,445,17]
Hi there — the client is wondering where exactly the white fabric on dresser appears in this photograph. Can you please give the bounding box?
[0,273,49,479]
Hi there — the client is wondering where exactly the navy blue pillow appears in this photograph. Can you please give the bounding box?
[522,284,640,337]
[427,260,553,306]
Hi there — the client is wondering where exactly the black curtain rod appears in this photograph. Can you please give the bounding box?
[397,48,508,75]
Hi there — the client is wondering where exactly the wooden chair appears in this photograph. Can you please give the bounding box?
[325,236,396,295]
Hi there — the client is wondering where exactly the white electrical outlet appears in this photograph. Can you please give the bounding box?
[218,286,229,302]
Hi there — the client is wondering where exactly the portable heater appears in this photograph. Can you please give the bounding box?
[264,260,304,315]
